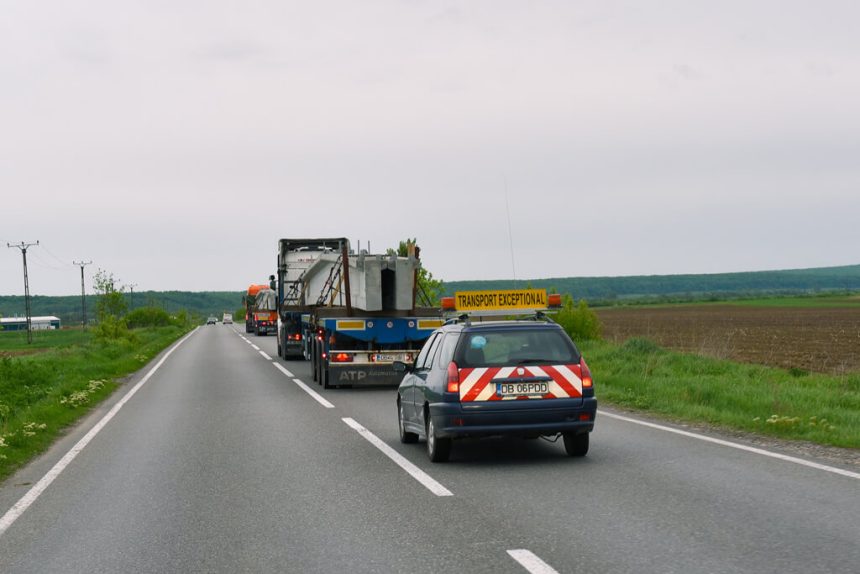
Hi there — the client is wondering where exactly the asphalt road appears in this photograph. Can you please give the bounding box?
[1,325,858,573]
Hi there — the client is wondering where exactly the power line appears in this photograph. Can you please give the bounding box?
[7,241,39,344]
[40,243,72,267]
[73,260,92,329]
[29,250,66,272]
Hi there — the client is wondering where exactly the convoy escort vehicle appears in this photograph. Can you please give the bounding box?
[394,290,596,462]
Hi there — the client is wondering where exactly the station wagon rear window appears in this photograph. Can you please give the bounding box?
[456,329,580,367]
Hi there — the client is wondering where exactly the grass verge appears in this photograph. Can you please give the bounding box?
[581,338,860,449]
[0,326,192,482]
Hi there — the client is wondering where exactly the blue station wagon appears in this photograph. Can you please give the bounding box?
[395,318,597,462]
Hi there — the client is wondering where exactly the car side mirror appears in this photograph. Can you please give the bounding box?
[393,361,412,374]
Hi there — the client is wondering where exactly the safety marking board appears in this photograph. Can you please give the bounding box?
[459,364,583,402]
[454,289,548,312]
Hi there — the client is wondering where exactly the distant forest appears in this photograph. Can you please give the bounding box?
[2,264,859,326]
[440,264,860,304]
[0,291,242,327]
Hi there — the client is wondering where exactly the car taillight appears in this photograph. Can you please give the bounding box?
[447,361,460,393]
[289,334,302,341]
[580,358,593,388]
[332,353,353,363]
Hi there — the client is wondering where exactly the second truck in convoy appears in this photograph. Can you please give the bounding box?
[244,283,278,336]
[274,238,441,387]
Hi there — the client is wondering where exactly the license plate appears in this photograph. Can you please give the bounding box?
[497,381,549,397]
[374,353,398,362]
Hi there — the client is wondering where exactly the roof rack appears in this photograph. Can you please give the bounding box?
[439,289,563,326]
[442,309,557,326]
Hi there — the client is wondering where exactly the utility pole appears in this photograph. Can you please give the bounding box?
[128,283,138,310]
[7,241,39,344]
[73,260,92,329]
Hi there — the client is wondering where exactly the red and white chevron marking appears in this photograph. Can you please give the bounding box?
[458,364,584,402]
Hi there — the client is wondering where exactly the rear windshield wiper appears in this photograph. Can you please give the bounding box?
[516,358,558,364]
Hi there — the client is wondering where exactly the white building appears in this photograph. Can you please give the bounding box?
[0,316,61,331]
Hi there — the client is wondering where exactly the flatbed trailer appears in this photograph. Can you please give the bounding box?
[307,309,441,388]
[274,237,440,386]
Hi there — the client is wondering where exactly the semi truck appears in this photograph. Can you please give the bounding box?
[244,283,278,335]
[274,237,441,387]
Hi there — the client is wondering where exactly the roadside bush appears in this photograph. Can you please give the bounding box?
[555,296,603,341]
[171,309,191,327]
[92,269,132,342]
[126,307,171,328]
[233,307,246,322]
[93,315,136,343]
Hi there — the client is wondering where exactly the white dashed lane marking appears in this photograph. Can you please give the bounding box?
[342,417,453,497]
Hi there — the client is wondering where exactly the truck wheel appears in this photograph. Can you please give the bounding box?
[322,366,331,389]
[562,432,589,457]
[426,413,451,462]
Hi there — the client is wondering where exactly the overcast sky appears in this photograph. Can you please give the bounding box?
[2,1,859,296]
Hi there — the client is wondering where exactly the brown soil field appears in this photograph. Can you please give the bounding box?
[596,305,860,374]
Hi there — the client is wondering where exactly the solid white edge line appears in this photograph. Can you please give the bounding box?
[259,350,272,361]
[342,417,453,497]
[507,549,560,574]
[600,411,860,480]
[0,327,199,538]
[271,363,335,409]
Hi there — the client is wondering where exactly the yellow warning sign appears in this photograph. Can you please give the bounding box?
[454,289,548,312]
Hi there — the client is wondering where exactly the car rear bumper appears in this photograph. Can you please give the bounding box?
[429,397,597,438]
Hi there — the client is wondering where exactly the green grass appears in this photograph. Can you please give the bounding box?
[0,326,192,481]
[0,328,93,353]
[581,338,860,449]
[595,292,860,311]
[727,294,860,308]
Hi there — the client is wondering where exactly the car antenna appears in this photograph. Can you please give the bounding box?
[504,175,517,281]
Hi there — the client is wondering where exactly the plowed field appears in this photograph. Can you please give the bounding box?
[596,305,860,374]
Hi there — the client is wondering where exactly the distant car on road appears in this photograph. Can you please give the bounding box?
[394,317,596,462]
[223,313,233,325]
[206,316,218,325]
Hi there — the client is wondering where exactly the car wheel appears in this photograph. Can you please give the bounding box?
[398,400,418,444]
[563,432,589,457]
[426,413,451,462]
